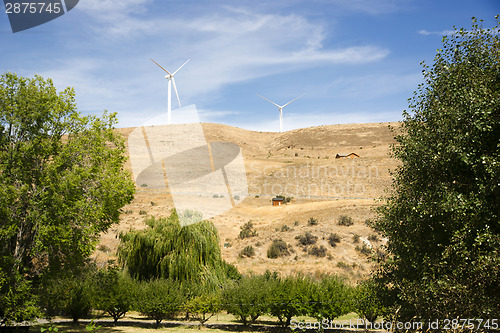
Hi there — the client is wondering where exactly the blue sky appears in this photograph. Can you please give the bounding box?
[1,0,498,131]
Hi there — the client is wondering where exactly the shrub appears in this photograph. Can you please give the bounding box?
[352,234,360,243]
[368,234,379,242]
[295,231,318,246]
[337,215,354,226]
[139,210,147,215]
[267,239,290,258]
[276,195,292,204]
[336,261,351,270]
[280,224,291,232]
[294,220,300,226]
[238,221,257,239]
[38,272,92,322]
[239,245,255,258]
[355,243,372,256]
[328,233,341,247]
[308,245,327,257]
[150,201,156,206]
[308,217,318,226]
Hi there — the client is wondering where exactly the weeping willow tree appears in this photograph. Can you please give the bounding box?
[118,210,238,287]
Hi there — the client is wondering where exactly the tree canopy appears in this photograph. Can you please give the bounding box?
[0,72,135,324]
[118,210,239,288]
[373,17,500,322]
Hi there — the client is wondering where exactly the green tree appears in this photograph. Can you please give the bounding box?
[0,73,134,323]
[135,279,184,326]
[223,275,270,325]
[267,274,312,327]
[186,292,221,327]
[353,279,383,325]
[309,275,352,322]
[118,211,237,287]
[91,267,135,323]
[373,17,500,322]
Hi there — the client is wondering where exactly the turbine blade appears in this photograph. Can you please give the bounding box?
[257,95,281,108]
[172,78,181,108]
[283,94,304,107]
[150,58,172,75]
[172,59,190,75]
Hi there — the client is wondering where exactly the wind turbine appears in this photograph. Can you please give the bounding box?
[258,95,303,133]
[151,58,190,125]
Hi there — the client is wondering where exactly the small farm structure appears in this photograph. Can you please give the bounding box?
[335,153,359,159]
[272,197,284,206]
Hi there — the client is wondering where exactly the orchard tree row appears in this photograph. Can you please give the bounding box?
[36,266,382,328]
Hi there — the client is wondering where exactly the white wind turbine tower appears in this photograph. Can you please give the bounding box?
[258,95,303,133]
[151,58,190,125]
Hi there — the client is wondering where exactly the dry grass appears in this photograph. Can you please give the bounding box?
[95,122,398,277]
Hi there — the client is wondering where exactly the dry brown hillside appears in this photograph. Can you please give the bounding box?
[97,122,400,280]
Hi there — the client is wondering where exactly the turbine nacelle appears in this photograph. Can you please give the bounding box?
[258,94,304,133]
[151,58,190,124]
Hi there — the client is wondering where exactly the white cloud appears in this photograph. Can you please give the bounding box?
[417,29,455,36]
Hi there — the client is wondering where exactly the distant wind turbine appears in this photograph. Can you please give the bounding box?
[151,58,190,125]
[258,95,303,132]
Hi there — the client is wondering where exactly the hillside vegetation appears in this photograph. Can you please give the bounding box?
[97,122,399,278]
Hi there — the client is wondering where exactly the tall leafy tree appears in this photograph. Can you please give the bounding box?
[118,211,238,287]
[90,267,135,323]
[0,73,135,323]
[223,274,270,325]
[267,274,312,327]
[373,17,500,322]
[309,275,352,322]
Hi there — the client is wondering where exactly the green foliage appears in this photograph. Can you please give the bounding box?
[91,267,135,323]
[186,292,221,327]
[309,275,352,321]
[0,73,134,322]
[135,279,184,325]
[373,17,500,321]
[328,233,341,247]
[238,221,257,239]
[85,319,102,333]
[0,267,39,325]
[59,276,92,322]
[337,215,354,226]
[223,275,270,325]
[239,246,255,258]
[267,239,290,259]
[267,274,312,327]
[295,231,318,246]
[40,324,59,333]
[353,279,383,324]
[118,211,234,288]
